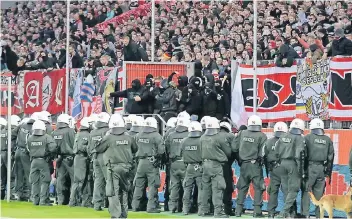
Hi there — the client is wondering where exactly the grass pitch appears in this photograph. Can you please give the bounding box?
[1,201,253,218]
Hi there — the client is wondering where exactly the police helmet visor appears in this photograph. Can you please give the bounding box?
[220,127,230,133]
[27,119,36,124]
[143,126,157,133]
[33,129,45,136]
[189,131,202,137]
[130,126,142,133]
[274,131,285,138]
[176,125,188,132]
[247,125,261,132]
[57,122,69,128]
[290,128,303,135]
[311,128,324,136]
[204,128,219,136]
[110,127,126,135]
[80,125,90,130]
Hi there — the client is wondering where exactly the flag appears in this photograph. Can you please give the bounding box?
[80,81,95,103]
[72,70,82,119]
[230,69,248,127]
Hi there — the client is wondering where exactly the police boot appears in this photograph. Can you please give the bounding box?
[164,201,169,211]
[147,208,161,213]
[214,209,229,218]
[267,212,275,218]
[224,207,235,216]
[253,212,264,217]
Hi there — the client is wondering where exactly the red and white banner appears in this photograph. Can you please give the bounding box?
[23,72,43,114]
[328,57,352,121]
[232,64,297,123]
[23,69,66,114]
[0,72,23,116]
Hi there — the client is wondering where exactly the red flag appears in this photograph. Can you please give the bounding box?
[46,69,66,114]
[23,72,43,114]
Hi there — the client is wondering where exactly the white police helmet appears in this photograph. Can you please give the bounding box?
[38,113,50,123]
[220,121,232,133]
[21,118,30,125]
[109,114,125,135]
[89,113,99,129]
[0,117,7,127]
[200,116,211,129]
[57,114,71,125]
[98,112,110,124]
[166,117,177,128]
[177,111,191,120]
[247,115,262,132]
[177,117,190,128]
[10,115,21,127]
[144,117,158,132]
[188,121,202,137]
[131,116,144,132]
[29,112,40,123]
[290,118,305,135]
[309,118,324,135]
[204,117,220,135]
[32,120,46,136]
[80,117,90,129]
[273,122,288,137]
[41,111,52,123]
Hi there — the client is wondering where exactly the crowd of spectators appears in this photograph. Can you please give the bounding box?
[1,0,352,76]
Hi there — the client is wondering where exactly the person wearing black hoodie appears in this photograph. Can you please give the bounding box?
[214,80,230,120]
[177,75,189,112]
[110,79,147,114]
[1,43,19,74]
[122,35,149,61]
[185,84,202,118]
[201,82,218,117]
[275,44,299,67]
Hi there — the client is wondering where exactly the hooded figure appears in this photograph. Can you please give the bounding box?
[185,84,202,117]
[159,79,178,121]
[110,79,148,114]
[177,76,189,112]
[214,80,230,120]
[275,44,299,67]
[201,82,218,117]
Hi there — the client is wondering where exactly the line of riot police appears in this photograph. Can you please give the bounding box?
[0,111,334,219]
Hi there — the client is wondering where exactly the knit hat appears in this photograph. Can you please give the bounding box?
[335,28,345,37]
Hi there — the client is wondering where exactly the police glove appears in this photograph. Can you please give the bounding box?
[66,155,74,167]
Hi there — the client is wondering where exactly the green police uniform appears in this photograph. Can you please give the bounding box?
[218,130,235,215]
[52,123,75,205]
[181,135,202,214]
[132,131,165,212]
[12,122,33,200]
[301,133,334,218]
[0,128,8,199]
[232,130,267,216]
[88,122,109,210]
[163,126,175,210]
[95,131,138,218]
[127,128,146,210]
[27,134,56,205]
[200,131,231,217]
[165,128,189,212]
[275,132,306,217]
[264,136,285,216]
[69,128,90,207]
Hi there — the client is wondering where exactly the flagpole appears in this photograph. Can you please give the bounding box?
[65,0,70,114]
[151,0,155,62]
[253,0,258,114]
[6,77,12,203]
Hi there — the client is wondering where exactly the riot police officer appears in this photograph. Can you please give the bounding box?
[89,112,110,211]
[165,117,190,213]
[200,117,231,218]
[264,122,288,218]
[166,117,177,132]
[132,117,165,213]
[181,121,203,215]
[27,120,57,206]
[301,118,334,218]
[69,117,91,207]
[0,117,8,199]
[95,114,138,218]
[164,112,190,212]
[10,115,21,199]
[275,118,306,218]
[12,112,40,201]
[126,115,145,210]
[219,121,235,216]
[232,115,267,217]
[124,114,137,131]
[52,113,75,205]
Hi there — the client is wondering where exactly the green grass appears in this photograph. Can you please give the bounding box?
[1,201,252,218]
[0,201,177,218]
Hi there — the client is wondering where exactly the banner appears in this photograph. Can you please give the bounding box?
[235,64,297,123]
[328,57,352,121]
[23,72,43,114]
[95,67,119,114]
[296,59,330,120]
[0,72,23,115]
[24,69,66,114]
